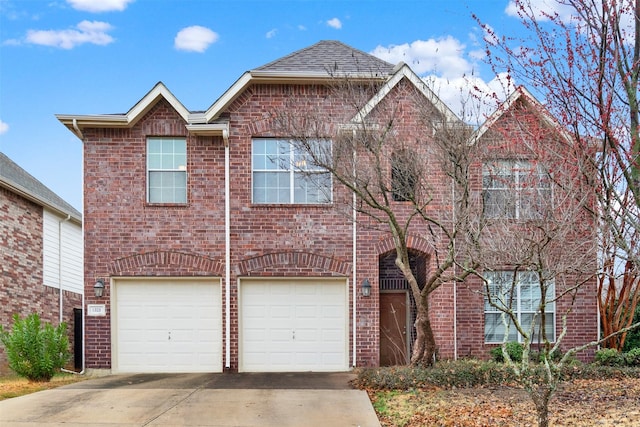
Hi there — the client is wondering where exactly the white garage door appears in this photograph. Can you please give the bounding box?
[113,278,222,373]
[240,278,348,372]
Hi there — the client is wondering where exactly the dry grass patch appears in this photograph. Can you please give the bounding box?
[370,378,640,426]
[0,373,87,400]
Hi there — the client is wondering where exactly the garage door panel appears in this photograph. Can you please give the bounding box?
[114,279,222,373]
[240,279,348,372]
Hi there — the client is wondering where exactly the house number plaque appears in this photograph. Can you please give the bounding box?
[87,304,106,316]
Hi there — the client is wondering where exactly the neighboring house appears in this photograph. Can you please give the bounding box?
[0,152,83,373]
[56,40,597,374]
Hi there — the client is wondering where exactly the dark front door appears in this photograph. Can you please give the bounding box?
[379,292,409,366]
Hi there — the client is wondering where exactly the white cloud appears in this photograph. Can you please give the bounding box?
[0,119,8,135]
[505,0,576,23]
[371,37,516,123]
[174,25,218,52]
[67,0,134,12]
[422,73,515,124]
[298,25,307,31]
[25,21,114,49]
[327,18,342,29]
[371,37,471,79]
[266,29,277,39]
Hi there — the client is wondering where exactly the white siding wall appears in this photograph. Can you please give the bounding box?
[43,209,83,294]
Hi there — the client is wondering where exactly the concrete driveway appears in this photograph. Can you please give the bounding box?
[0,372,381,427]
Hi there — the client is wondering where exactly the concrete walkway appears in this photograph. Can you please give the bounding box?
[0,372,381,427]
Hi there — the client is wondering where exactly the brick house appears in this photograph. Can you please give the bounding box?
[0,152,83,373]
[56,40,597,373]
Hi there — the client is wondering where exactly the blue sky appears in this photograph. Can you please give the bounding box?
[0,0,545,211]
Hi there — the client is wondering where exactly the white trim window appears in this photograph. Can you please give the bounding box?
[147,137,187,204]
[484,271,555,343]
[482,160,551,219]
[252,138,332,204]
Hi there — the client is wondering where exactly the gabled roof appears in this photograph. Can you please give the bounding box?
[349,63,460,126]
[56,41,456,138]
[471,86,571,144]
[197,40,395,124]
[56,82,190,139]
[254,40,394,77]
[0,152,81,222]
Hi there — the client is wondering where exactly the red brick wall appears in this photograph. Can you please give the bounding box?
[80,80,598,371]
[0,187,82,373]
[454,96,599,361]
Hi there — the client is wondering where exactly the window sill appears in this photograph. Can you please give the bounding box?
[145,203,189,208]
[251,203,333,208]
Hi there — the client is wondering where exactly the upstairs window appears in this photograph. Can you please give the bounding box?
[147,137,187,204]
[484,271,555,343]
[391,149,418,202]
[252,138,332,204]
[482,160,551,219]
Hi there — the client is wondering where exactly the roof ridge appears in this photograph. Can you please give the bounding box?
[253,40,394,75]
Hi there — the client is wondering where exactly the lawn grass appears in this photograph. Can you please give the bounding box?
[0,372,87,400]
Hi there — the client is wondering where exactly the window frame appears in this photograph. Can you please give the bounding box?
[483,270,556,344]
[391,149,418,202]
[146,137,188,204]
[251,138,332,205]
[482,160,551,219]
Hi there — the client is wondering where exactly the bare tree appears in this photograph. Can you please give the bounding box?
[475,0,640,388]
[465,84,640,427]
[271,71,478,366]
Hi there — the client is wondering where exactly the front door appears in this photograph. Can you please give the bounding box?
[379,291,409,366]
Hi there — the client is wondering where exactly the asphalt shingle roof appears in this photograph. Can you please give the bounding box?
[0,152,81,220]
[253,40,395,76]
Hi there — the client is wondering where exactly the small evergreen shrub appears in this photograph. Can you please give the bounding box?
[0,313,70,382]
[624,348,640,366]
[354,360,517,390]
[353,360,640,391]
[490,342,524,363]
[594,348,624,366]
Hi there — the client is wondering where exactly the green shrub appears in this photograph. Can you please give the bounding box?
[490,342,524,363]
[354,360,517,390]
[624,348,640,366]
[354,360,640,391]
[0,313,70,382]
[594,348,624,366]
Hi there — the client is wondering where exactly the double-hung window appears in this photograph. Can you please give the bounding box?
[484,271,555,343]
[147,137,187,204]
[482,160,551,219]
[252,138,332,204]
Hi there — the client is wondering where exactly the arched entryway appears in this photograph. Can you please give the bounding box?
[378,250,427,366]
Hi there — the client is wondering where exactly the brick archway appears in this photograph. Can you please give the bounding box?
[237,251,351,276]
[110,250,224,276]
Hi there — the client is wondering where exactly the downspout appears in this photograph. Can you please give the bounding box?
[58,214,71,324]
[72,118,84,140]
[352,129,357,367]
[64,118,85,374]
[451,172,458,360]
[223,129,231,369]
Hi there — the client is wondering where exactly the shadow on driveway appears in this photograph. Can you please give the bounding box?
[67,372,358,390]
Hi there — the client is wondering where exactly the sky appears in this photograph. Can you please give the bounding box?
[0,0,558,212]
